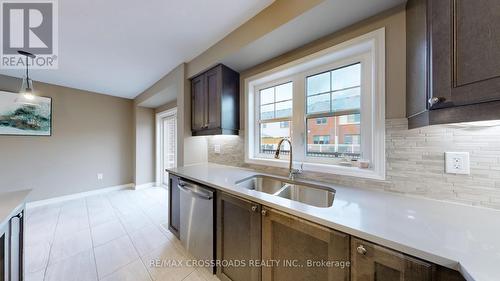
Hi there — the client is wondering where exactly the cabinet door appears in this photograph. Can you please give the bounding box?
[191,74,206,131]
[431,0,500,107]
[216,192,261,281]
[351,238,434,281]
[205,67,221,130]
[262,207,350,281]
[168,175,180,238]
[9,212,23,281]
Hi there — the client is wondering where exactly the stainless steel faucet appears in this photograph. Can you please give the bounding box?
[274,138,302,179]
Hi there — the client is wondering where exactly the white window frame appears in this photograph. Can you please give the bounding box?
[244,28,385,180]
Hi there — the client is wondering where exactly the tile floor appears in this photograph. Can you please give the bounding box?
[24,187,219,281]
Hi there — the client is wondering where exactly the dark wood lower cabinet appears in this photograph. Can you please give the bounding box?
[0,210,23,281]
[168,174,180,238]
[207,191,466,281]
[351,238,434,281]
[216,192,261,281]
[261,207,350,281]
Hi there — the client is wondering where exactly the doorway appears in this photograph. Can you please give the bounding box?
[156,108,177,188]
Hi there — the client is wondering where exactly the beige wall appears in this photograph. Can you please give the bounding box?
[0,78,134,201]
[134,0,327,169]
[176,64,208,165]
[134,63,208,168]
[155,100,176,113]
[0,74,21,93]
[186,0,324,78]
[135,3,406,173]
[240,5,406,120]
[134,106,155,185]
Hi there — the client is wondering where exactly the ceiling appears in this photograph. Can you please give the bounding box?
[223,0,406,72]
[0,0,273,99]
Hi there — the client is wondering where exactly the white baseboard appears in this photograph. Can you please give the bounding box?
[26,183,134,209]
[134,182,156,190]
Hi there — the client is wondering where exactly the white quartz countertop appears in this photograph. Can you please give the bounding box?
[168,163,500,281]
[0,189,30,230]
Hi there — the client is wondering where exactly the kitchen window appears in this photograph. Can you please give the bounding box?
[258,82,293,156]
[245,28,385,179]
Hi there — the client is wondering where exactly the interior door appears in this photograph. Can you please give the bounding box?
[162,114,177,187]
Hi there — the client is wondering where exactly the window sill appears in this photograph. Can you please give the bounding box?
[245,157,385,180]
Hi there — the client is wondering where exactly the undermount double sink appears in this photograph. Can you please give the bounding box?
[236,175,335,208]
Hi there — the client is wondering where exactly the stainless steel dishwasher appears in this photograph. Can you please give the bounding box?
[178,179,214,264]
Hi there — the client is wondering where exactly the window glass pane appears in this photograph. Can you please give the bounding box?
[344,134,360,145]
[316,117,327,125]
[306,72,330,96]
[260,104,274,120]
[275,82,292,102]
[260,122,291,155]
[331,87,360,112]
[331,63,361,91]
[275,100,292,118]
[260,87,274,105]
[306,115,361,158]
[307,93,330,114]
[338,113,361,124]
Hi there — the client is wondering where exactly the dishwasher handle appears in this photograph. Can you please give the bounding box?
[178,181,213,200]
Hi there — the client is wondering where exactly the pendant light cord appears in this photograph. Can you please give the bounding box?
[26,55,30,88]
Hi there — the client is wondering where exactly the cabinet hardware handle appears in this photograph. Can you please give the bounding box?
[261,210,267,216]
[357,245,367,255]
[251,205,257,212]
[428,97,446,106]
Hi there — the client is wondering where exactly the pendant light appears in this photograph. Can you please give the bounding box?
[16,50,37,105]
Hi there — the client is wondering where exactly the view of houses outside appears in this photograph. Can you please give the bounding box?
[258,63,362,159]
[260,121,291,155]
[305,63,362,159]
[306,114,361,158]
[259,82,292,155]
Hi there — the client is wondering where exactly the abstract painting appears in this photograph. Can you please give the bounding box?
[0,91,52,136]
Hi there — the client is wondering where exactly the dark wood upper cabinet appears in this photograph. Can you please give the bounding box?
[168,174,180,238]
[406,0,500,128]
[191,75,205,132]
[191,64,240,136]
[216,192,261,281]
[261,207,350,281]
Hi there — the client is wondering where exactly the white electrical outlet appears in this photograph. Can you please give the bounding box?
[214,144,221,154]
[445,152,470,175]
[97,173,104,180]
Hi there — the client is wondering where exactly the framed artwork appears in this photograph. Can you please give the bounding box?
[0,91,52,136]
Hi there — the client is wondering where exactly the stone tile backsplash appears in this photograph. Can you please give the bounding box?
[206,119,500,209]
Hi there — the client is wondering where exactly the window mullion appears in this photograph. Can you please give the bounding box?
[292,73,305,163]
